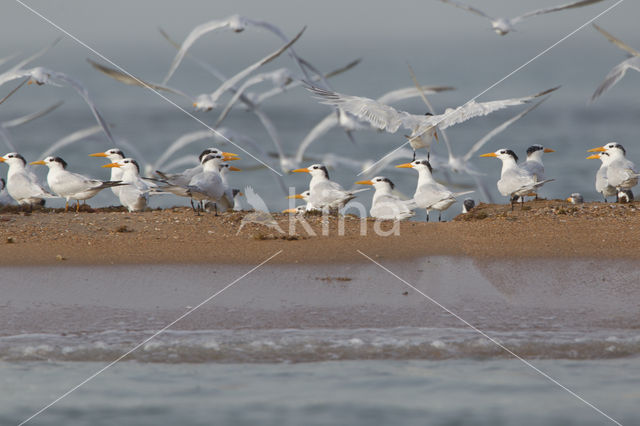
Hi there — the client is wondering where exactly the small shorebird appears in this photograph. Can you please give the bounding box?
[30,156,123,212]
[439,0,606,36]
[480,149,553,209]
[396,159,471,222]
[355,176,416,220]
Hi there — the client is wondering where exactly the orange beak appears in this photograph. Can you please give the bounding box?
[222,152,239,157]
[223,155,240,161]
[102,163,121,168]
[89,152,108,157]
[543,148,555,153]
[282,208,299,213]
[192,102,198,107]
[0,157,5,163]
[30,160,46,165]
[286,194,305,199]
[587,147,606,152]
[480,152,497,158]
[291,168,310,173]
[228,166,241,171]
[586,154,601,160]
[355,180,373,185]
[395,163,413,169]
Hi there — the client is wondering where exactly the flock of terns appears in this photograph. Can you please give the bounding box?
[0,1,638,223]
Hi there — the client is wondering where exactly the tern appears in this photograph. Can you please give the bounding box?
[355,176,416,220]
[587,142,639,193]
[30,156,124,212]
[88,27,304,112]
[480,149,554,209]
[308,85,558,159]
[590,24,640,102]
[396,159,471,221]
[292,164,365,212]
[155,148,238,187]
[0,178,11,206]
[462,198,476,213]
[521,144,555,198]
[566,193,584,204]
[585,151,617,202]
[162,15,324,86]
[102,158,153,212]
[439,0,606,36]
[89,148,126,197]
[0,152,56,209]
[0,67,116,145]
[215,162,241,212]
[286,190,320,212]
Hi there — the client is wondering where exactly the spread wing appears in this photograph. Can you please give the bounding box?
[590,56,640,102]
[592,24,640,57]
[439,0,493,19]
[512,0,605,24]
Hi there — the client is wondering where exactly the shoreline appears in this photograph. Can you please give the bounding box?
[1,199,638,266]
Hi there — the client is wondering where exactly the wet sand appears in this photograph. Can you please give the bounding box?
[0,200,639,265]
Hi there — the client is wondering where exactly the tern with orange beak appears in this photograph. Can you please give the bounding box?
[587,143,639,194]
[89,148,126,197]
[30,156,124,212]
[585,151,617,202]
[0,152,56,208]
[356,177,416,220]
[155,148,238,187]
[480,149,553,209]
[215,162,242,212]
[396,159,471,222]
[286,190,320,212]
[102,158,155,212]
[521,144,555,199]
[292,164,366,212]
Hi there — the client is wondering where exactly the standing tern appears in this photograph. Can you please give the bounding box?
[355,177,416,220]
[292,164,366,212]
[396,159,471,221]
[439,0,606,36]
[155,148,238,187]
[585,151,617,201]
[0,152,56,209]
[308,85,558,160]
[480,149,554,209]
[89,148,126,197]
[286,190,320,212]
[30,156,124,212]
[215,162,241,212]
[102,158,154,212]
[587,142,638,193]
[521,144,555,198]
[88,27,305,112]
[590,24,640,102]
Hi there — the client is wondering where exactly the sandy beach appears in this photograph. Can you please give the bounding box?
[1,199,638,265]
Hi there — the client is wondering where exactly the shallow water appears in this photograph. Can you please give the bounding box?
[1,258,639,424]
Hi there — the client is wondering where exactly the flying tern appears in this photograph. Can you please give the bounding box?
[0,152,56,209]
[308,85,558,159]
[30,156,124,212]
[590,24,640,102]
[88,27,304,112]
[480,149,554,209]
[439,0,606,36]
[396,159,472,221]
[355,176,416,220]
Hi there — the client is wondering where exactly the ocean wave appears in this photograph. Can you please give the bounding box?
[1,328,639,363]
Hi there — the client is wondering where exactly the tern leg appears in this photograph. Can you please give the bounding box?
[425,209,429,222]
[76,201,80,212]
[438,211,442,222]
[64,201,69,213]
[412,150,416,161]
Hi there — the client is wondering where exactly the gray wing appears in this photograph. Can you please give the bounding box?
[463,97,549,162]
[439,0,493,19]
[512,0,605,23]
[88,59,192,100]
[590,56,640,102]
[2,101,63,128]
[592,24,640,57]
[205,26,305,104]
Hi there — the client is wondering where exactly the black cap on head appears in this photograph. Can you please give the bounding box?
[6,153,26,166]
[503,150,518,162]
[53,156,68,169]
[526,145,543,156]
